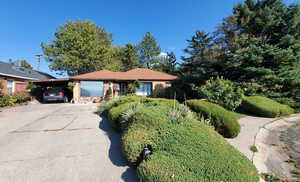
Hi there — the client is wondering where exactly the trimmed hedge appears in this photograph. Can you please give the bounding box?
[107,102,138,130]
[137,124,258,182]
[120,104,258,182]
[187,99,240,138]
[240,96,294,118]
[104,96,259,182]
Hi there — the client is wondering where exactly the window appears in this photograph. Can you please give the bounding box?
[80,81,104,97]
[7,80,14,94]
[136,82,152,96]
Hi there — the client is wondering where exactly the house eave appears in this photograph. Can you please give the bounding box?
[0,73,38,80]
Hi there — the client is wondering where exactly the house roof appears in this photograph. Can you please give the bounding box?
[71,68,177,81]
[0,61,55,80]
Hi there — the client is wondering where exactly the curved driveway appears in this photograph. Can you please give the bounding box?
[0,103,138,182]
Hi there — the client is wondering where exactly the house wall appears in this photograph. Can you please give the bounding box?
[73,81,81,103]
[0,76,29,94]
[73,80,105,103]
[72,80,172,103]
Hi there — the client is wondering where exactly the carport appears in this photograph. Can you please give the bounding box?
[32,78,72,102]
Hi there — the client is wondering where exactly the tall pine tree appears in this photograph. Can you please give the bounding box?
[138,32,161,69]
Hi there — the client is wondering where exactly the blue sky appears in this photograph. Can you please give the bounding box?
[0,0,299,77]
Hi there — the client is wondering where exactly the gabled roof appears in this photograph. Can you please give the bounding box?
[0,61,55,80]
[71,68,177,81]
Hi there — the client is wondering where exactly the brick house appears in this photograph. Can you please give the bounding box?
[0,61,55,94]
[70,68,178,103]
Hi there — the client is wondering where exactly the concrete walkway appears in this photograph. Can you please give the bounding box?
[0,103,138,182]
[227,114,300,181]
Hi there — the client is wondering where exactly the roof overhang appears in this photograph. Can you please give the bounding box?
[32,78,70,83]
[0,73,38,80]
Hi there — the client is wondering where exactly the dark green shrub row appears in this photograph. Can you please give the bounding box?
[103,96,258,182]
[118,102,259,182]
[240,96,294,118]
[0,92,31,107]
[187,99,240,138]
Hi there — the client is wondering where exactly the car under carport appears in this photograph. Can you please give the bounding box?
[32,78,73,103]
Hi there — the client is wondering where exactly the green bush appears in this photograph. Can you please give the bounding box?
[137,123,259,182]
[121,104,173,164]
[187,99,240,138]
[102,95,142,114]
[107,102,139,131]
[104,96,259,182]
[0,92,31,107]
[12,92,31,103]
[240,96,294,117]
[198,77,244,111]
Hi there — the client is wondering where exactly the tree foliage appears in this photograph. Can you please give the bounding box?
[198,77,244,111]
[20,60,33,70]
[138,32,161,69]
[122,44,140,71]
[180,0,300,109]
[42,20,113,76]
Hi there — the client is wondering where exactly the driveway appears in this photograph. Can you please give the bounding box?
[0,103,138,182]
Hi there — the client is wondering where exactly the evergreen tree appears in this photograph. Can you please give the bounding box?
[122,44,140,70]
[138,32,161,69]
[180,0,300,109]
[164,52,177,74]
[180,30,221,85]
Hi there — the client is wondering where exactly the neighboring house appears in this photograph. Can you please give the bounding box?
[0,61,55,94]
[71,68,177,103]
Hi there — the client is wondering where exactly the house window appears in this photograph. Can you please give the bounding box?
[7,80,14,94]
[80,81,104,97]
[136,82,152,96]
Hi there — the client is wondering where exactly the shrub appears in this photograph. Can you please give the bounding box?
[26,83,37,90]
[240,96,294,117]
[107,102,140,131]
[137,123,259,182]
[121,104,171,164]
[0,92,30,107]
[198,77,244,111]
[187,99,240,138]
[105,96,259,182]
[102,95,142,114]
[106,87,112,95]
[12,92,31,103]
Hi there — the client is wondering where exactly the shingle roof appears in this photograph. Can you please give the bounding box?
[71,68,177,81]
[0,61,55,80]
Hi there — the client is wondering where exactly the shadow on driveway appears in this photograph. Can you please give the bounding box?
[99,115,139,182]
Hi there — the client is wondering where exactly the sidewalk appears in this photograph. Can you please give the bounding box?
[227,114,300,182]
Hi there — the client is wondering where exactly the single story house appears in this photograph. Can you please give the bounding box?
[33,68,177,103]
[0,61,55,94]
[71,68,177,103]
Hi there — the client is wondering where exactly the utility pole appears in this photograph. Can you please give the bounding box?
[35,54,43,71]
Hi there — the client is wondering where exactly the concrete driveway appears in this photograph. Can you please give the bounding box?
[0,103,138,182]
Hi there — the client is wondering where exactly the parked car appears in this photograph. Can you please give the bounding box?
[43,87,68,103]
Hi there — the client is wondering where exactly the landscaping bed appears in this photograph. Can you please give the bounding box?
[102,96,259,182]
[0,92,31,107]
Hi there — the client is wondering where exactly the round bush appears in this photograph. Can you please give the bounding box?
[106,96,259,182]
[121,104,172,164]
[136,122,258,182]
[198,77,244,111]
[187,99,240,138]
[241,96,294,117]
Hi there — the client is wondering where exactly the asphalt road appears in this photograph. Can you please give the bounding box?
[0,103,138,182]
